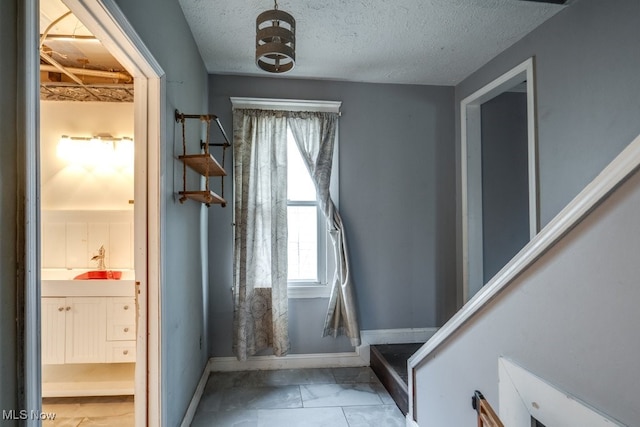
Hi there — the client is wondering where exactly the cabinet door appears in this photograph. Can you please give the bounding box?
[106,341,136,363]
[107,297,136,341]
[65,297,107,363]
[41,298,66,364]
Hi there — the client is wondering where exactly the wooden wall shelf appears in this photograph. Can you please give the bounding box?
[178,191,226,206]
[175,109,230,207]
[178,154,226,177]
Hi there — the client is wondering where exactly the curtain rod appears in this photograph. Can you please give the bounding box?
[230,97,342,115]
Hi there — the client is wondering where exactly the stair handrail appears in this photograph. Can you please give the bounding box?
[472,391,504,427]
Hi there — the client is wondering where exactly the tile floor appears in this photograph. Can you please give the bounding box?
[191,367,405,427]
[41,395,134,427]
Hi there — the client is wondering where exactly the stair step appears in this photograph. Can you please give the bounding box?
[370,343,423,415]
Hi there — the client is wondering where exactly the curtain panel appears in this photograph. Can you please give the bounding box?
[232,108,361,362]
[232,109,289,360]
[288,111,361,347]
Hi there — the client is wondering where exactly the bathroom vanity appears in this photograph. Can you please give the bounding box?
[41,270,136,397]
[39,101,138,398]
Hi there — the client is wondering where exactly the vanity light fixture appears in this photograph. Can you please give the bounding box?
[255,0,296,73]
[57,135,133,168]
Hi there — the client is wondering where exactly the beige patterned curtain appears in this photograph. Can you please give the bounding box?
[288,112,361,346]
[232,109,289,360]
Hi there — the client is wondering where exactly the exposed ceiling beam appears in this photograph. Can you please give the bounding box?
[39,10,73,49]
[39,34,98,41]
[40,64,132,82]
[39,51,102,101]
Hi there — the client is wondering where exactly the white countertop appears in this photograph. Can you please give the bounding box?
[42,280,135,297]
[41,269,136,297]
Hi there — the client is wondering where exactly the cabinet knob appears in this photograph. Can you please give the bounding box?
[65,306,71,311]
[58,307,64,312]
[124,327,129,332]
[124,305,129,310]
[123,350,129,355]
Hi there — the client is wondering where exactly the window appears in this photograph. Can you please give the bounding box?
[230,97,340,298]
[287,126,322,283]
[285,121,338,298]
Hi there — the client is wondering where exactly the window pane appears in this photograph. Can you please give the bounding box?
[288,206,318,281]
[287,129,317,201]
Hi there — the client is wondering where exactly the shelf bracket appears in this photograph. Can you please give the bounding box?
[175,109,229,207]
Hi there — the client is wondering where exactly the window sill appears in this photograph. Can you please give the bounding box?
[288,284,331,299]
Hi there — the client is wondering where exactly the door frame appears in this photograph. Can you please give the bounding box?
[23,0,165,425]
[460,57,539,305]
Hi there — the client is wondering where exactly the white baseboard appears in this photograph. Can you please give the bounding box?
[180,359,213,427]
[210,349,368,372]
[208,328,439,372]
[406,414,420,427]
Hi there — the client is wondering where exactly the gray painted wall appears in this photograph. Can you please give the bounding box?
[481,92,529,282]
[458,0,640,228]
[415,166,640,426]
[414,0,640,425]
[0,1,19,423]
[207,75,456,357]
[455,0,640,293]
[112,1,210,425]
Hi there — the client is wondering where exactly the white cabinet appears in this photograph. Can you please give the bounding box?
[41,295,136,365]
[41,298,67,364]
[107,341,137,363]
[42,297,107,364]
[105,297,136,363]
[65,298,107,363]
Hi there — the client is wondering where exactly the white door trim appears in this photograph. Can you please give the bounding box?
[460,57,538,305]
[19,1,41,423]
[25,1,166,425]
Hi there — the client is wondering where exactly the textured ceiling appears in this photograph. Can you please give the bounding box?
[178,0,566,86]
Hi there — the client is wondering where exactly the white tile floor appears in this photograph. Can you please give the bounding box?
[41,395,134,426]
[191,367,405,427]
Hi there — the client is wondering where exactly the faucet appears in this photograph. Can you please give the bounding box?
[91,245,107,271]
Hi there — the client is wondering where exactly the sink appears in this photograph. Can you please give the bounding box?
[42,269,134,281]
[73,270,122,280]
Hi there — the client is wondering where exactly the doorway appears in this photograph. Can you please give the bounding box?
[23,0,164,425]
[461,58,539,304]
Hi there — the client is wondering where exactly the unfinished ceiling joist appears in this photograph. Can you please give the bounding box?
[39,8,133,102]
[40,84,134,102]
[40,64,131,82]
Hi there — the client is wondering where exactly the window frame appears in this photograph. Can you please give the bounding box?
[286,201,324,285]
[230,97,341,298]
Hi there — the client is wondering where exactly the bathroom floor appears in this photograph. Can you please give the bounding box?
[191,367,405,427]
[42,396,134,427]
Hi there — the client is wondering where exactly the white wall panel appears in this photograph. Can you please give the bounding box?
[66,223,88,269]
[42,211,134,270]
[42,222,66,268]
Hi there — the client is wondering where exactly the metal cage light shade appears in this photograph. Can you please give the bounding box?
[255,2,296,73]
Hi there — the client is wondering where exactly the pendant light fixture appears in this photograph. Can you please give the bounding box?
[255,0,296,73]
